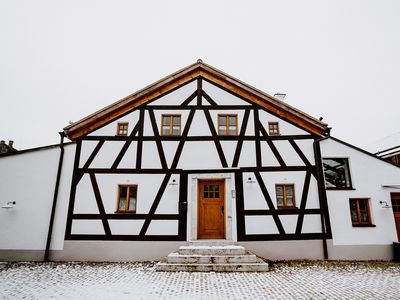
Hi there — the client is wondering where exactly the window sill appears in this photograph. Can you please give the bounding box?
[352,224,376,227]
[277,206,298,210]
[114,211,136,214]
[326,188,356,191]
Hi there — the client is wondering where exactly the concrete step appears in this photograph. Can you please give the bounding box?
[167,252,257,264]
[157,258,269,272]
[178,245,246,256]
[188,240,237,246]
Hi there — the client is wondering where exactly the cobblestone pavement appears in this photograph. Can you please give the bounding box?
[0,261,399,299]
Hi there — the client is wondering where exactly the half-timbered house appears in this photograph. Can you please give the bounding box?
[1,60,399,262]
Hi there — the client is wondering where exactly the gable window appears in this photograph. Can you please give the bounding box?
[161,115,181,136]
[268,122,280,135]
[218,114,237,136]
[323,158,352,189]
[350,198,373,226]
[116,122,129,136]
[275,184,296,208]
[116,185,137,213]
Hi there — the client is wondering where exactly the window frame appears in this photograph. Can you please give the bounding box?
[322,157,354,190]
[161,114,181,136]
[116,122,129,136]
[116,184,138,213]
[268,121,280,136]
[349,198,374,227]
[218,114,238,136]
[275,184,296,209]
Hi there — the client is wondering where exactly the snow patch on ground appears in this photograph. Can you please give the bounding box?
[0,261,399,299]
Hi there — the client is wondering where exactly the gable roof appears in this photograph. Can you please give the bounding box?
[64,60,328,139]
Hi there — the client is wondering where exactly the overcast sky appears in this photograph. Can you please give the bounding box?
[0,0,399,151]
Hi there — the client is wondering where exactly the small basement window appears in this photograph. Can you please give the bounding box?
[268,122,280,135]
[116,122,129,136]
[275,184,296,208]
[323,158,352,189]
[349,198,373,226]
[218,114,238,136]
[116,185,137,213]
[161,115,181,136]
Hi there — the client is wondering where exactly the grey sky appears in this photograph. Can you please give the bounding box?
[0,0,399,150]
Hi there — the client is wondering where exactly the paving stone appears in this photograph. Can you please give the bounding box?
[0,261,399,299]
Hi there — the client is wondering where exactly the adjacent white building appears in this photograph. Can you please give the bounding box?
[1,61,399,261]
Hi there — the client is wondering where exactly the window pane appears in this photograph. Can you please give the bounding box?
[128,186,137,212]
[323,158,351,188]
[276,186,283,197]
[162,126,170,136]
[219,116,226,126]
[277,196,284,206]
[360,212,368,222]
[172,126,180,136]
[172,116,180,126]
[351,211,359,223]
[228,116,236,125]
[219,126,226,135]
[286,196,293,206]
[229,126,236,135]
[358,200,366,211]
[163,116,170,125]
[286,186,293,196]
[118,186,127,211]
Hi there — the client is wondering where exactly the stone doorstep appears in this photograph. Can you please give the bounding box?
[157,258,269,272]
[167,252,257,264]
[179,245,246,256]
[188,240,238,246]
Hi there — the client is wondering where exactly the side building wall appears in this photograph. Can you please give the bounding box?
[321,138,400,260]
[0,144,75,261]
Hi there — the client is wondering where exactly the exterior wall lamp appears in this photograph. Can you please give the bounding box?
[247,177,256,183]
[379,201,392,208]
[1,201,16,209]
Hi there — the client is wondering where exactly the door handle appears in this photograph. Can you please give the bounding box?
[221,206,224,214]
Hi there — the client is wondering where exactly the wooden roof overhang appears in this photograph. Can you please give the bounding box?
[64,60,328,140]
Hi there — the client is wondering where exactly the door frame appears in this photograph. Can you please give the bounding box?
[197,179,226,239]
[187,173,236,242]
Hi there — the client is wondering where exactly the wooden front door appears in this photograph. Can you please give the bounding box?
[391,193,400,242]
[198,179,225,239]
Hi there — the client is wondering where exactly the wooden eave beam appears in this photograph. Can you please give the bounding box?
[65,62,327,140]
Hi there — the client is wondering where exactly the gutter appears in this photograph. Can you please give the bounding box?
[44,132,65,262]
[313,129,331,260]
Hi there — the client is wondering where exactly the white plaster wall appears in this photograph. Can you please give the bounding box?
[242,171,322,235]
[321,138,400,245]
[72,173,179,235]
[0,144,75,251]
[88,110,140,136]
[258,109,308,136]
[203,81,252,106]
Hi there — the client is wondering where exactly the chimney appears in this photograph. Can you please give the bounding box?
[9,140,14,148]
[0,140,4,145]
[274,93,286,101]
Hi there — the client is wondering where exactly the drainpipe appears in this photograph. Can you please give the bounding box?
[313,129,331,260]
[44,132,65,262]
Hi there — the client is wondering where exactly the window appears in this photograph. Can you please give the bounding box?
[116,122,129,136]
[116,185,137,213]
[218,114,237,136]
[275,184,296,208]
[161,115,181,136]
[268,122,280,135]
[349,198,373,226]
[323,158,352,189]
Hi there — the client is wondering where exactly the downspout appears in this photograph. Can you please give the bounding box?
[313,129,331,260]
[44,132,65,262]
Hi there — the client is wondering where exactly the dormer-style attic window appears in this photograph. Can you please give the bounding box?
[218,114,237,136]
[268,122,280,136]
[116,122,129,136]
[161,115,181,136]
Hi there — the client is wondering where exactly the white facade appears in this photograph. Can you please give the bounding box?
[1,62,399,261]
